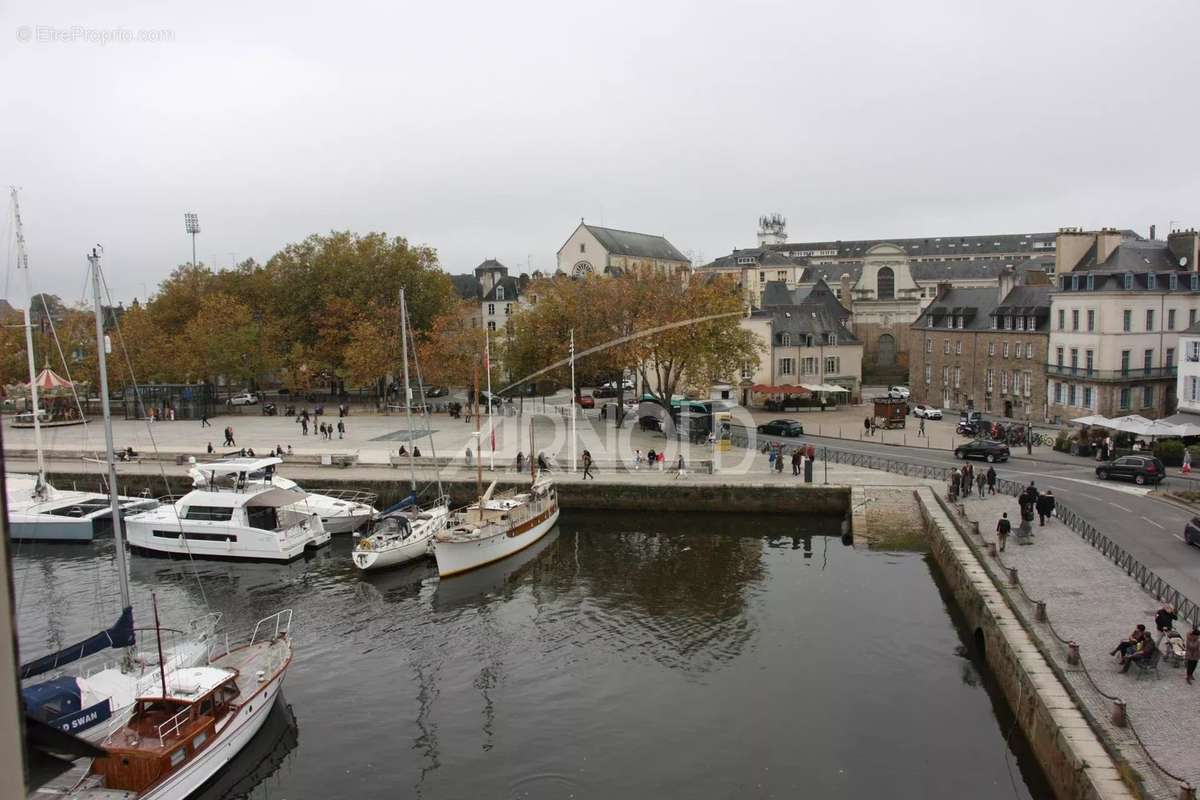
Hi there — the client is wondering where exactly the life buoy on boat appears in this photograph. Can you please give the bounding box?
[356,538,373,551]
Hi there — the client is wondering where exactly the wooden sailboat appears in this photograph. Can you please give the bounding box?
[434,363,560,578]
[27,250,294,800]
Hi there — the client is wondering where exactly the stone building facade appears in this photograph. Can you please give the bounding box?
[556,222,690,278]
[909,271,1052,419]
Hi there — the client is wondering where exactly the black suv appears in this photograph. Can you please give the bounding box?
[1095,455,1165,485]
[953,439,1010,463]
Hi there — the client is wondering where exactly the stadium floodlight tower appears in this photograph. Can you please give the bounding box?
[184,212,200,266]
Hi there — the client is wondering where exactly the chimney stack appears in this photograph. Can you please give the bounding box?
[936,282,952,300]
[1150,224,1157,241]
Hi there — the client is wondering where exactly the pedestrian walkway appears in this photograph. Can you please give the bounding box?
[953,489,1198,798]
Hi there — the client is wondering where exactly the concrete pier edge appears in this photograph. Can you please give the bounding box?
[915,485,1138,800]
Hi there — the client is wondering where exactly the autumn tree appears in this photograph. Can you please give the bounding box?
[415,302,497,391]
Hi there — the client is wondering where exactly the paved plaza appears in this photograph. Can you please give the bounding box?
[956,490,1199,797]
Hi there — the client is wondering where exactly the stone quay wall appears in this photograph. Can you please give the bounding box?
[46,471,850,516]
[915,486,1134,800]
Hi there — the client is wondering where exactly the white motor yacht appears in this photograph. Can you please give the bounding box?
[188,458,376,534]
[125,459,329,561]
[6,473,158,542]
[352,501,449,572]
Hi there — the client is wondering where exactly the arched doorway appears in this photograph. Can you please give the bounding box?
[877,266,895,300]
[877,334,896,366]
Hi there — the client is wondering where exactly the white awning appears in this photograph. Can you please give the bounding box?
[1070,414,1111,427]
[814,384,851,393]
[245,487,308,507]
[198,456,283,477]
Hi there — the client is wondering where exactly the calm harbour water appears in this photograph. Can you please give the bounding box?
[14,512,1052,799]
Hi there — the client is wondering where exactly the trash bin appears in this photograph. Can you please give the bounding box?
[804,457,813,483]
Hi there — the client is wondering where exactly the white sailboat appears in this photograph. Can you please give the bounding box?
[20,248,212,744]
[434,364,560,578]
[353,287,449,572]
[5,189,154,542]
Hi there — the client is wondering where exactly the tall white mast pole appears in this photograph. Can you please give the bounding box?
[400,288,418,496]
[570,329,577,474]
[89,249,131,611]
[12,189,45,486]
[486,328,494,471]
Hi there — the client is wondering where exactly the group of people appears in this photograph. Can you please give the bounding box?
[765,444,810,477]
[396,445,422,458]
[633,449,668,470]
[312,420,344,440]
[863,417,878,436]
[948,463,997,501]
[1110,605,1200,682]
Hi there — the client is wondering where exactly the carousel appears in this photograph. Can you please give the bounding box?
[5,366,87,428]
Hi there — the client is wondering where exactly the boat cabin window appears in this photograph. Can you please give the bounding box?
[135,698,187,721]
[169,748,186,767]
[183,505,234,522]
[246,505,278,530]
[246,466,275,482]
[199,697,214,716]
[217,682,239,707]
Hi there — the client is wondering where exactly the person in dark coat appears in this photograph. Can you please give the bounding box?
[1035,490,1056,526]
[986,466,997,495]
[995,512,1011,551]
[1156,604,1178,646]
[864,417,871,436]
[791,449,801,476]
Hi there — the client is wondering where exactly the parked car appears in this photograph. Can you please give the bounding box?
[954,439,1010,462]
[887,386,910,400]
[602,379,635,392]
[1184,517,1200,548]
[425,386,448,398]
[592,385,619,399]
[757,419,804,437]
[1095,455,1165,485]
[913,404,943,420]
[576,394,595,409]
[960,409,983,425]
[227,391,259,407]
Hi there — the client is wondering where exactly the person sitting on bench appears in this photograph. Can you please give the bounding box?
[1111,624,1147,661]
[1121,636,1156,673]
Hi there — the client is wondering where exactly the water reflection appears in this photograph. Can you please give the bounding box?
[192,699,299,800]
[14,512,1052,800]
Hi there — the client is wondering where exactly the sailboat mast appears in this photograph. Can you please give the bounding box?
[89,249,131,611]
[473,361,482,519]
[399,288,418,495]
[12,189,46,484]
[486,329,494,472]
[152,594,167,699]
[569,329,577,474]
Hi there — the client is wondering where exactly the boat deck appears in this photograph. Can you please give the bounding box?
[215,637,291,699]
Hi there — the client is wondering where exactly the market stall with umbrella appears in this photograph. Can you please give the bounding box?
[4,365,86,427]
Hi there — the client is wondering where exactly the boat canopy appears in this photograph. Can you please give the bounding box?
[244,487,309,507]
[197,457,283,476]
[21,677,83,716]
[20,606,135,680]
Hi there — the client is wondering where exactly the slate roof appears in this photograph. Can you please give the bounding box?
[992,285,1053,330]
[1056,269,1200,293]
[798,263,864,285]
[583,224,689,262]
[696,248,807,271]
[769,230,1102,260]
[450,274,481,300]
[911,256,1054,282]
[482,276,520,302]
[474,258,507,274]
[912,287,1002,331]
[1074,240,1178,272]
[751,279,858,345]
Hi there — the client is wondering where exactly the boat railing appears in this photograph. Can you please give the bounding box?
[303,488,378,507]
[250,609,293,647]
[188,612,223,639]
[156,704,192,746]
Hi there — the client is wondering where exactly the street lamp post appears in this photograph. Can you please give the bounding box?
[184,213,200,266]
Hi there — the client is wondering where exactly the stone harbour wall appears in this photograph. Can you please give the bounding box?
[915,486,1134,800]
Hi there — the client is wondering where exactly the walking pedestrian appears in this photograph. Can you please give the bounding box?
[301,419,309,436]
[961,465,971,497]
[1185,448,1193,475]
[950,469,961,500]
[864,417,871,437]
[337,420,345,439]
[768,447,777,471]
[775,447,784,473]
[1186,626,1199,685]
[206,442,214,454]
[791,449,801,476]
[657,451,665,471]
[515,451,525,473]
[634,449,642,470]
[918,417,925,437]
[976,471,986,497]
[996,512,1011,551]
[986,465,997,494]
[648,449,657,470]
[582,450,595,480]
[200,413,211,428]
[870,418,878,436]
[1035,489,1055,526]
[465,447,473,467]
[600,405,608,422]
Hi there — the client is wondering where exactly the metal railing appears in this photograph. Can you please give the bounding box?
[156,704,192,746]
[302,488,378,507]
[250,609,293,647]
[1046,364,1177,381]
[812,441,1200,629]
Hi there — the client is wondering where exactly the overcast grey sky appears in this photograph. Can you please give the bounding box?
[2,0,1198,302]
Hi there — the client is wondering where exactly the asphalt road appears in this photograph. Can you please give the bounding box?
[744,424,1200,606]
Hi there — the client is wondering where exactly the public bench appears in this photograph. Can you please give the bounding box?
[1131,647,1161,680]
[322,453,359,468]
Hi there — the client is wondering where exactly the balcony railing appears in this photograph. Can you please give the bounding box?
[1045,363,1177,381]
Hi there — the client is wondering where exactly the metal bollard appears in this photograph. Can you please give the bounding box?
[1067,641,1080,665]
[1035,601,1047,621]
[1008,567,1019,586]
[987,542,998,557]
[1111,699,1127,728]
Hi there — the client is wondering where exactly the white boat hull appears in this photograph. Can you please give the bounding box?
[353,506,447,572]
[125,512,325,562]
[319,510,374,535]
[435,505,559,577]
[139,669,287,800]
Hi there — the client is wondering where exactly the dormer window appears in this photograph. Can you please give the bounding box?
[1192,274,1199,292]
[1027,315,1035,329]
[1071,275,1079,291]
[1086,274,1094,291]
[1016,316,1025,330]
[780,332,792,346]
[496,286,505,301]
[1147,273,1157,290]
[1124,273,1134,290]
[1170,274,1178,291]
